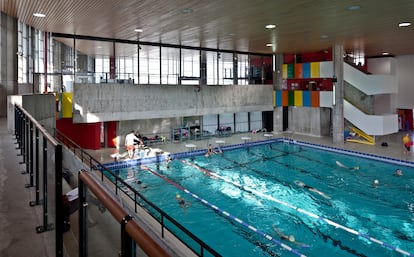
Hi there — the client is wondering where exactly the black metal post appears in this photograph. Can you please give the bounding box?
[79,174,87,257]
[30,128,41,206]
[55,145,63,257]
[26,121,34,187]
[36,137,53,233]
[121,215,135,257]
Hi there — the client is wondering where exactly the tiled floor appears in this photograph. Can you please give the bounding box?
[2,115,413,257]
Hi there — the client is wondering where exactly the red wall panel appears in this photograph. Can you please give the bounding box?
[56,118,101,150]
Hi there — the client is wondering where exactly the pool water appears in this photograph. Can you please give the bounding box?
[117,142,414,257]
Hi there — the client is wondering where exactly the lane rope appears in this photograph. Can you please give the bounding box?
[140,164,308,257]
[181,160,414,257]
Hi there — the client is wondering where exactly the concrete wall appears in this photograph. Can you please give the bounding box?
[396,55,414,109]
[72,84,274,123]
[288,107,331,136]
[7,94,56,133]
[0,13,18,117]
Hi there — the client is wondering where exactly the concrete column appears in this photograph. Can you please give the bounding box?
[273,53,284,132]
[0,13,18,117]
[332,45,344,146]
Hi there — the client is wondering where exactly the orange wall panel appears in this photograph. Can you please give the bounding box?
[294,63,303,78]
[311,91,320,107]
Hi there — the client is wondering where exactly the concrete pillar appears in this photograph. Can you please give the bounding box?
[332,45,344,146]
[273,53,284,132]
[0,13,18,117]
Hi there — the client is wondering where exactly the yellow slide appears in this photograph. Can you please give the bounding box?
[346,127,375,145]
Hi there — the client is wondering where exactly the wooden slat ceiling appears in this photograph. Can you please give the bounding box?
[2,0,414,57]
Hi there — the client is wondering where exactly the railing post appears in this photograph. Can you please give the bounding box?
[30,127,41,206]
[121,215,135,257]
[79,173,88,257]
[36,136,53,233]
[55,145,63,257]
[26,121,34,187]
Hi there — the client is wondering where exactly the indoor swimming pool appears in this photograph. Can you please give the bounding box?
[114,141,414,257]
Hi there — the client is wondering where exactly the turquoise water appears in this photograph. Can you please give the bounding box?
[117,142,414,257]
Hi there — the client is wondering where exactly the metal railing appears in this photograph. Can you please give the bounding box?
[54,130,221,256]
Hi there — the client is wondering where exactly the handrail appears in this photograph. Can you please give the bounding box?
[79,170,171,257]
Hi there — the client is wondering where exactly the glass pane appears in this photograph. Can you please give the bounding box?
[161,47,179,84]
[181,49,200,85]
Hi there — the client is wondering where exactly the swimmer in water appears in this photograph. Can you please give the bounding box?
[394,169,403,176]
[165,154,172,169]
[295,180,331,199]
[175,192,191,212]
[272,225,310,248]
[336,160,359,171]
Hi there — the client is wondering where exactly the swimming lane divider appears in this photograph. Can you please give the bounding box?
[180,160,414,257]
[140,164,308,257]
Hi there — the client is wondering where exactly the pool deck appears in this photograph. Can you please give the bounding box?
[1,114,414,257]
[86,130,414,165]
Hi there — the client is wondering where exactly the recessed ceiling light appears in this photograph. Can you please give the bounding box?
[181,8,193,14]
[33,13,46,18]
[266,43,273,47]
[347,5,361,11]
[134,28,143,33]
[399,22,411,27]
[382,52,390,55]
[321,34,329,39]
[265,24,276,29]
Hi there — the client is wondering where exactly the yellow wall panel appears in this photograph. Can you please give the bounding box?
[282,64,288,79]
[294,90,303,106]
[61,92,73,118]
[310,62,320,78]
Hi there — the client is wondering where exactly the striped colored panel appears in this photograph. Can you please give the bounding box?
[61,92,73,118]
[275,91,281,106]
[310,62,320,78]
[282,64,288,79]
[287,63,294,78]
[302,62,310,78]
[288,91,294,106]
[311,91,320,107]
[294,90,303,106]
[294,63,303,78]
[282,90,288,106]
[302,91,311,107]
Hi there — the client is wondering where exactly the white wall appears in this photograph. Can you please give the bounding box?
[396,55,414,109]
[367,57,396,75]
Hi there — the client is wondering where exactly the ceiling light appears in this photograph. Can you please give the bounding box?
[266,43,273,47]
[33,13,46,18]
[382,52,390,55]
[181,8,193,14]
[265,24,276,29]
[347,5,361,11]
[399,22,411,27]
[134,28,143,33]
[321,34,329,39]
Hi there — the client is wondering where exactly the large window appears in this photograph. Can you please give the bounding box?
[139,45,160,84]
[218,52,233,85]
[161,47,179,84]
[181,49,200,85]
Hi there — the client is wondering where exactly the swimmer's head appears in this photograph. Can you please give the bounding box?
[288,235,295,242]
[176,192,181,198]
[354,166,359,170]
[373,179,379,186]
